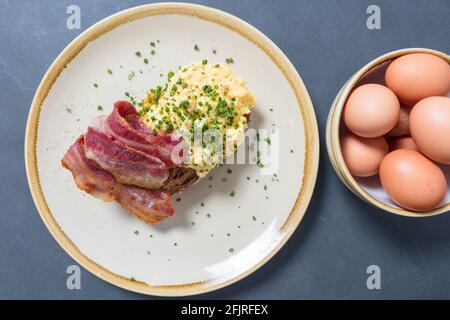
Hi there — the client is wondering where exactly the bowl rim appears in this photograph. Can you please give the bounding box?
[328,47,450,218]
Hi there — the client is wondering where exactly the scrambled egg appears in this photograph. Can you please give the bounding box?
[138,61,256,177]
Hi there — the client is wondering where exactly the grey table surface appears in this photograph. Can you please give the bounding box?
[1,0,449,300]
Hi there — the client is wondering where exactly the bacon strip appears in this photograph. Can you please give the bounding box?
[95,100,182,167]
[84,127,169,189]
[62,136,174,224]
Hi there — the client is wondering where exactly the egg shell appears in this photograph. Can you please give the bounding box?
[388,136,418,152]
[341,132,388,177]
[410,96,450,164]
[385,53,450,106]
[387,104,410,137]
[344,83,400,138]
[380,150,447,211]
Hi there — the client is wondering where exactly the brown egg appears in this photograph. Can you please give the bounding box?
[387,104,410,137]
[410,96,450,164]
[340,132,388,177]
[344,84,400,138]
[385,53,450,106]
[380,150,447,211]
[388,136,418,152]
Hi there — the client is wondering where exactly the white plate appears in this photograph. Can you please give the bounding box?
[25,3,319,296]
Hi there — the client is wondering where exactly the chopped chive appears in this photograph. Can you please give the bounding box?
[256,159,264,168]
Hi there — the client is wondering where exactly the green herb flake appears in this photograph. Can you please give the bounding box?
[225,57,234,64]
[230,191,235,197]
[144,58,149,64]
[256,159,264,168]
[150,42,156,47]
[194,44,199,51]
[134,230,139,235]
[252,215,257,221]
[107,68,113,75]
[65,106,73,113]
[150,50,156,56]
[93,83,98,88]
[135,51,142,57]
[202,59,208,65]
[97,105,103,111]
[229,248,234,253]
[128,71,135,81]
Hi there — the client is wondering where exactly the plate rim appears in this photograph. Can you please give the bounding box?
[24,2,320,296]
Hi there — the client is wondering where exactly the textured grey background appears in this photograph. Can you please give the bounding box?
[1,0,449,299]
